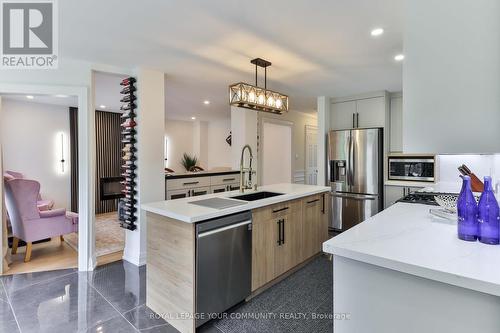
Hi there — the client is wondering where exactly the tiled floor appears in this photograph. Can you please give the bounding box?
[0,256,332,333]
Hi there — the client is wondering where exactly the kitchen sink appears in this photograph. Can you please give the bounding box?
[230,191,284,201]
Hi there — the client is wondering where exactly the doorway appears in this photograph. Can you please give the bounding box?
[261,119,293,186]
[305,125,318,185]
[0,92,84,274]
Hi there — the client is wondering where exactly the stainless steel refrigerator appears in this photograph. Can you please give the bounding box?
[328,128,383,232]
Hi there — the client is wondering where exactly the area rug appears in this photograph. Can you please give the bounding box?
[64,212,125,257]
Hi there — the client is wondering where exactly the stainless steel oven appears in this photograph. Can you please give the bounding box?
[388,155,435,182]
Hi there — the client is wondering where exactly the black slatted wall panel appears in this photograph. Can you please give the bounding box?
[95,111,123,214]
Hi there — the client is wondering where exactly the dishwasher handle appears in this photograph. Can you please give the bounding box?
[198,220,251,238]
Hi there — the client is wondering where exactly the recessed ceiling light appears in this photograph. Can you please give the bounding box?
[191,116,196,120]
[26,95,34,99]
[55,94,69,98]
[370,28,384,37]
[99,105,106,109]
[203,100,210,105]
[394,54,405,61]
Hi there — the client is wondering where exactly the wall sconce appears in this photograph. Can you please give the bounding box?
[56,132,67,174]
[164,136,169,168]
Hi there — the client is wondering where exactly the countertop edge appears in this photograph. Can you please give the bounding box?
[165,170,240,179]
[323,242,500,297]
[142,186,330,223]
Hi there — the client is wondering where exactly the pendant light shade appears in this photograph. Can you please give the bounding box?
[229,58,288,114]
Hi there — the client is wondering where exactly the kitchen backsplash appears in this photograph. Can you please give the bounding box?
[437,154,500,192]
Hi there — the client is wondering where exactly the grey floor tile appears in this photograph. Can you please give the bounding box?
[139,323,180,332]
[0,284,7,303]
[86,314,138,333]
[2,268,76,296]
[88,260,146,313]
[9,272,120,333]
[0,318,20,333]
[123,304,167,330]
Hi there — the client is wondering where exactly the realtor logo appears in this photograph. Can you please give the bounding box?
[1,0,58,69]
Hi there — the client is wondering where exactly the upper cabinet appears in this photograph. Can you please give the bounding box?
[330,92,389,131]
[330,100,356,130]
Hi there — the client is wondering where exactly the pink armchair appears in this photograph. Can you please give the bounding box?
[4,178,78,262]
[3,171,54,211]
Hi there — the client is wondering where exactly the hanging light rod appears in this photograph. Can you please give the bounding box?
[229,58,288,114]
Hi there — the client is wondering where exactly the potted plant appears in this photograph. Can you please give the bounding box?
[181,153,198,172]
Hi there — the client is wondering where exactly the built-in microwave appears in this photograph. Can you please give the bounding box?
[388,155,435,182]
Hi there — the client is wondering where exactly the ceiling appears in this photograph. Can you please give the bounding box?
[60,0,403,121]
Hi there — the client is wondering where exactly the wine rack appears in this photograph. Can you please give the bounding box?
[119,77,138,231]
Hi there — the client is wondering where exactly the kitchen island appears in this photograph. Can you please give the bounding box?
[142,183,330,333]
[323,202,500,333]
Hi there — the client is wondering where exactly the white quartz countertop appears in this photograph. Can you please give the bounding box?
[323,203,500,297]
[142,183,330,223]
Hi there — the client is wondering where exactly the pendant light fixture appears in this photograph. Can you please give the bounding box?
[229,58,288,114]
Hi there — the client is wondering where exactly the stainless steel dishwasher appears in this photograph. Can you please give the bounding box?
[196,211,252,327]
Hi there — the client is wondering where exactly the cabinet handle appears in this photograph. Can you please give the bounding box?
[306,199,319,204]
[321,193,325,214]
[183,181,199,185]
[222,178,236,182]
[352,113,356,128]
[281,219,285,245]
[272,207,289,213]
[276,220,282,245]
[356,112,359,128]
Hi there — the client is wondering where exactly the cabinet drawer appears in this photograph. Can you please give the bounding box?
[253,201,292,221]
[210,174,239,186]
[166,189,191,200]
[167,176,210,191]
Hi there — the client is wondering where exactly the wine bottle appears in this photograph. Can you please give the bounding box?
[120,85,136,94]
[120,94,136,103]
[120,103,136,111]
[121,119,137,128]
[120,77,136,86]
[457,175,479,241]
[478,176,500,244]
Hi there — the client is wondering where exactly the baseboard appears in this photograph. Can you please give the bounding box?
[122,251,147,267]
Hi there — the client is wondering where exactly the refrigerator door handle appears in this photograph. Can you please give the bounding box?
[349,134,355,187]
[331,193,377,201]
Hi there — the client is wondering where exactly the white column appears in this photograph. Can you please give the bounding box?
[317,96,330,186]
[230,106,258,175]
[123,68,165,266]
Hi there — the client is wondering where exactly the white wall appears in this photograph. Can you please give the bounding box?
[193,121,208,169]
[258,110,318,176]
[262,121,292,185]
[1,99,71,210]
[231,107,258,172]
[207,119,232,170]
[165,119,195,172]
[403,0,500,153]
[123,69,165,267]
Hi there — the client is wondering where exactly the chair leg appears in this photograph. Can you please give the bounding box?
[24,242,32,262]
[60,235,64,242]
[11,237,19,255]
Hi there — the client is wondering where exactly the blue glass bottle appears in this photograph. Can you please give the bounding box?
[457,175,478,241]
[478,176,500,245]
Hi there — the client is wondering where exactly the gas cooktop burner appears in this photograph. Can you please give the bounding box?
[397,192,442,206]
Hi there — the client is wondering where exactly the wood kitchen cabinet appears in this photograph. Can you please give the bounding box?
[251,193,329,291]
[302,193,328,260]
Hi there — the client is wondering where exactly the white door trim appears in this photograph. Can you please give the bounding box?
[305,124,319,185]
[0,83,95,272]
